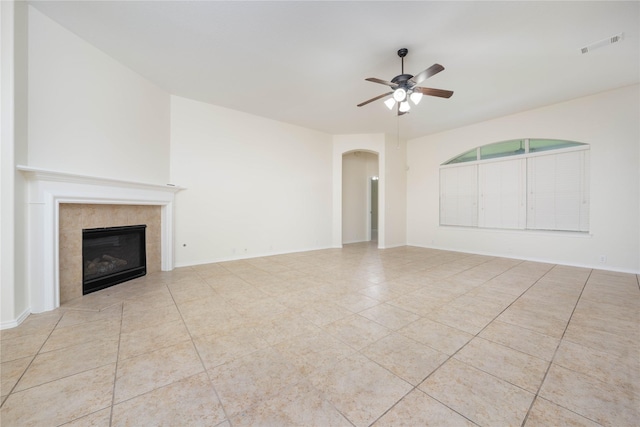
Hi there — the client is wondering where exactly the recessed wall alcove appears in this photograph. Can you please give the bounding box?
[18,166,183,313]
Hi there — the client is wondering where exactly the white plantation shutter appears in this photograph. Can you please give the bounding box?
[440,164,478,226]
[478,159,526,229]
[527,150,590,231]
[440,141,589,233]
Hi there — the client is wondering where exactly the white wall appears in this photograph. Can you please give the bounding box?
[342,151,378,244]
[407,85,640,273]
[1,1,29,328]
[384,136,407,248]
[27,6,170,184]
[170,95,333,266]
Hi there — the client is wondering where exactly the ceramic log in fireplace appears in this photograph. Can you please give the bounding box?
[82,225,147,295]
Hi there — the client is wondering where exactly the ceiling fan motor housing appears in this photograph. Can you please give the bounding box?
[391,74,414,102]
[391,74,414,86]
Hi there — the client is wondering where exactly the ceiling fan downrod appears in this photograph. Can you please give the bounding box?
[398,48,408,74]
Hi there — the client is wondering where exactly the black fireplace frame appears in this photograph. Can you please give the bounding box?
[82,224,147,295]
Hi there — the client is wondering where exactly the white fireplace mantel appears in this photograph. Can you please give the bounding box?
[18,165,184,313]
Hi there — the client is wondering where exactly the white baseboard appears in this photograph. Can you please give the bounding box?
[0,307,31,330]
[174,244,335,268]
[406,242,640,275]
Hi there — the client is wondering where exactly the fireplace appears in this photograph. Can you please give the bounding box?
[82,225,147,295]
[18,165,182,316]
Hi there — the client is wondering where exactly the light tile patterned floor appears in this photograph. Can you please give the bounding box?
[1,244,638,426]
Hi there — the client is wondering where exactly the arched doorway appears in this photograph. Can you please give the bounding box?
[342,150,379,244]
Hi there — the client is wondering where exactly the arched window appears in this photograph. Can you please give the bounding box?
[440,139,589,232]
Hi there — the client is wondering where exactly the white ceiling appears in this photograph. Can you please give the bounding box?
[29,1,639,140]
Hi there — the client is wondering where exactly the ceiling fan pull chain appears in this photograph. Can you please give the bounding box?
[397,114,400,149]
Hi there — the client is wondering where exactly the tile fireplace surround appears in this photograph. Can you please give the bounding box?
[17,166,183,319]
[58,204,162,304]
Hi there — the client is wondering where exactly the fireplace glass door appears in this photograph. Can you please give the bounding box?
[82,224,147,295]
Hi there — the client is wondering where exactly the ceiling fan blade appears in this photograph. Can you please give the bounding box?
[408,64,444,86]
[413,86,454,98]
[365,77,397,88]
[357,92,393,107]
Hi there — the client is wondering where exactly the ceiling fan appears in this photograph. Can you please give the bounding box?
[357,48,453,115]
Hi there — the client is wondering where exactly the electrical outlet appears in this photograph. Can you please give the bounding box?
[599,255,607,263]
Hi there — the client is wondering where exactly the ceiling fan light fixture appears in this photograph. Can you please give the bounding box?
[393,88,407,102]
[384,98,396,110]
[399,101,410,113]
[410,92,423,105]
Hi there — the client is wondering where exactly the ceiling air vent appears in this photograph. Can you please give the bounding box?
[581,32,624,54]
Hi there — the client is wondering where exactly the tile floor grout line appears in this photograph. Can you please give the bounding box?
[2,323,126,402]
[4,360,120,397]
[283,274,416,425]
[281,332,361,427]
[107,301,125,427]
[465,264,592,424]
[364,272,516,426]
[431,259,553,360]
[393,262,568,426]
[167,281,233,426]
[519,268,594,427]
[363,347,478,427]
[406,388,481,427]
[365,386,416,427]
[465,261,567,345]
[0,311,66,407]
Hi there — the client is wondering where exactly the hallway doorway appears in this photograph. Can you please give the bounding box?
[370,176,378,242]
[341,151,379,245]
